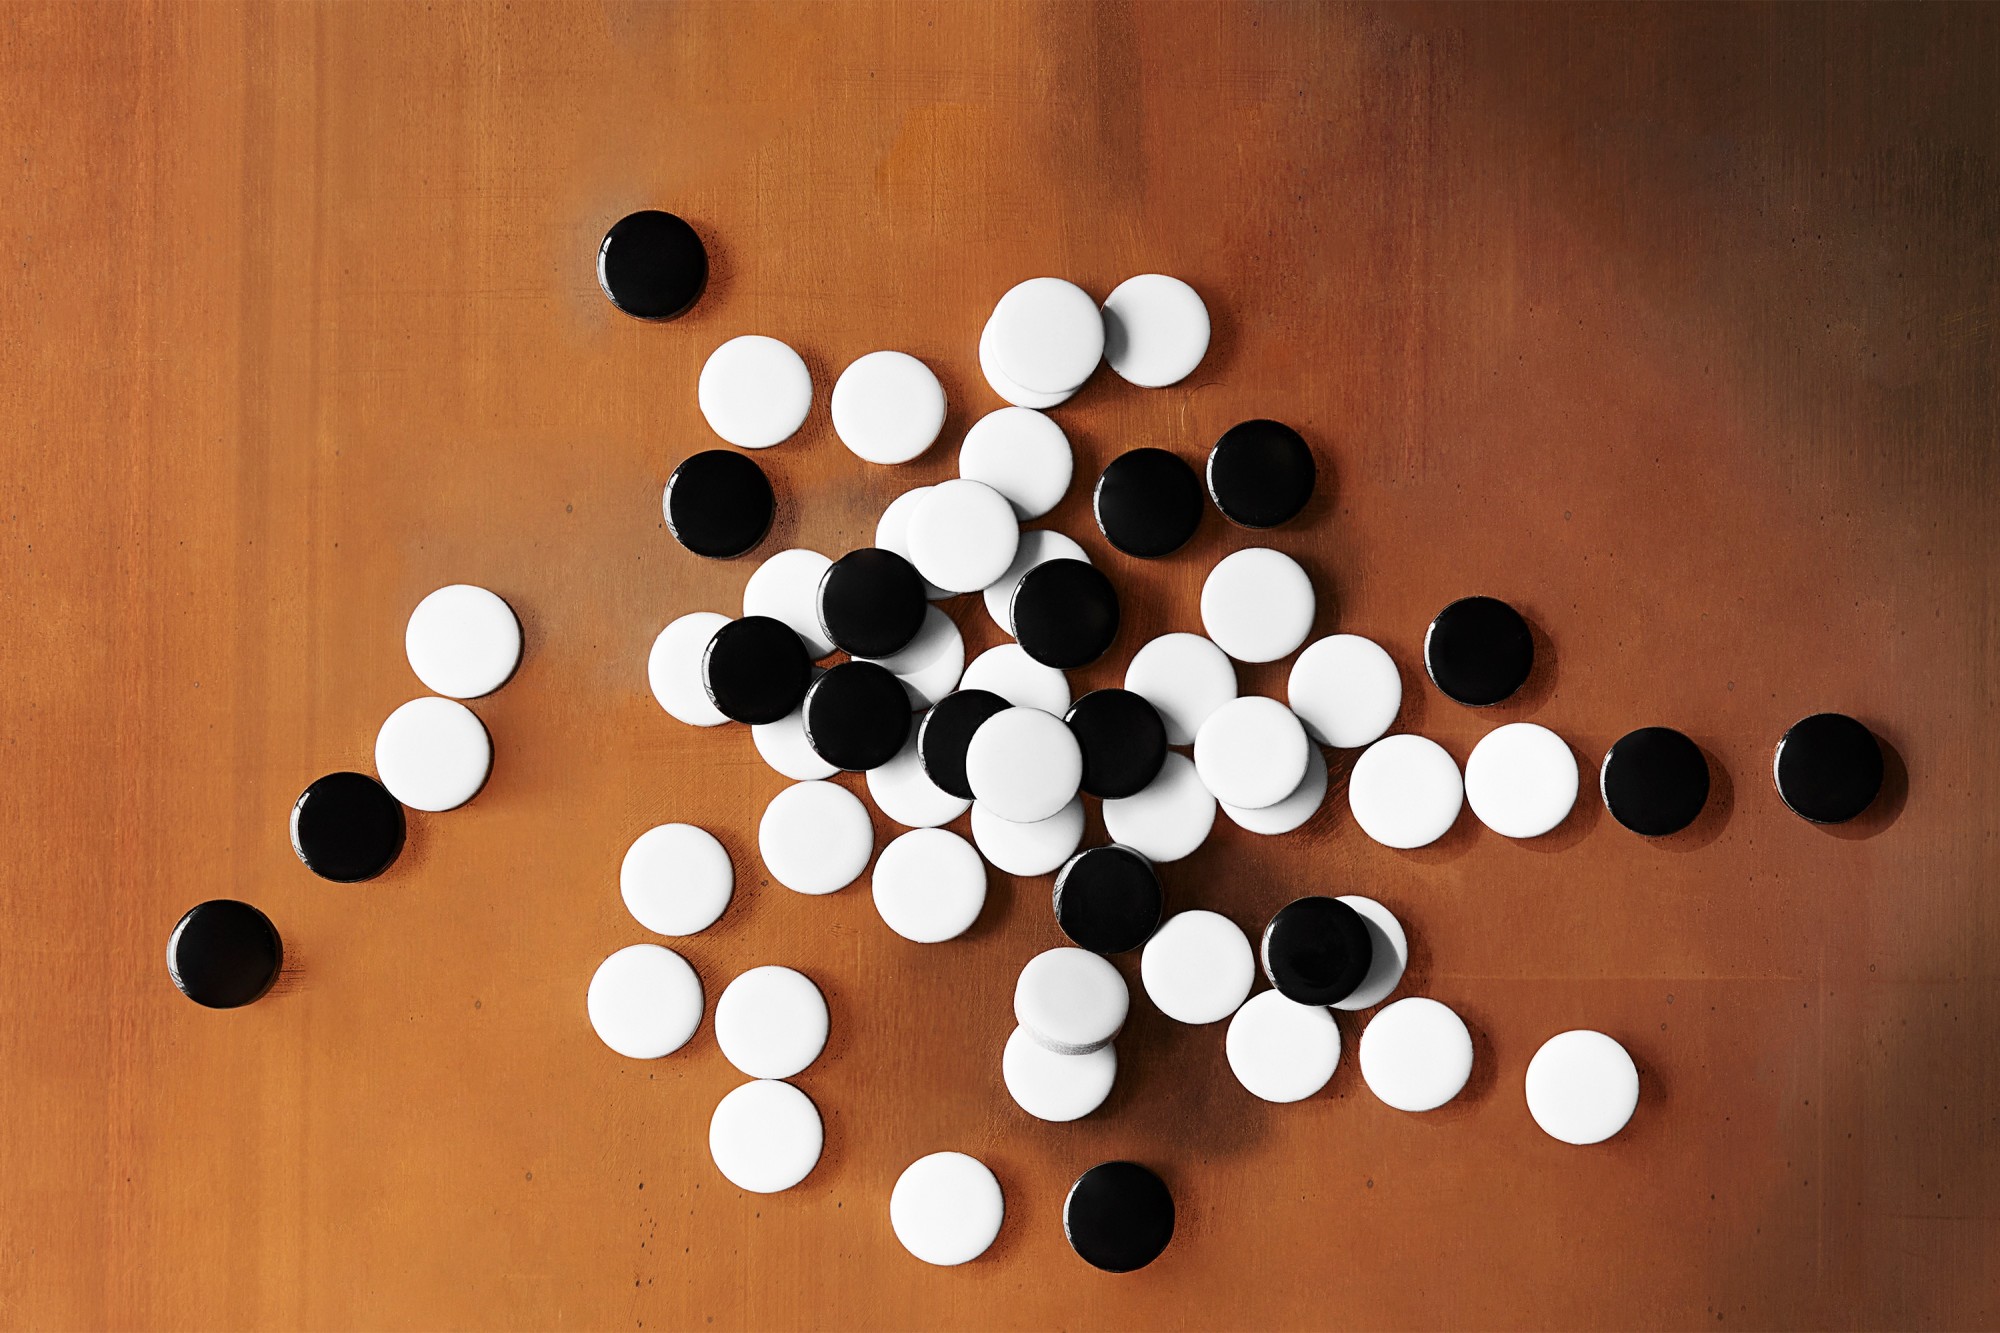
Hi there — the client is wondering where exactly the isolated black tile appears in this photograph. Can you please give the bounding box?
[290,772,405,883]
[167,900,282,1009]
[817,548,928,659]
[1054,845,1163,954]
[804,661,911,772]
[1425,595,1533,707]
[1261,895,1373,1006]
[1064,1161,1175,1273]
[1064,689,1168,800]
[1601,727,1710,837]
[665,450,773,559]
[1774,712,1883,824]
[596,210,707,321]
[1207,419,1316,528]
[917,689,1010,800]
[1093,448,1203,558]
[702,615,812,725]
[1012,558,1120,669]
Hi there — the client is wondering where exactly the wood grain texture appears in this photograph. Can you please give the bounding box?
[1,2,1996,1328]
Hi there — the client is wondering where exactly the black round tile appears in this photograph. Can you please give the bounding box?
[1012,558,1120,669]
[1053,845,1163,954]
[816,548,928,659]
[1063,689,1167,800]
[1424,595,1534,707]
[596,210,707,321]
[1260,895,1373,1006]
[167,900,283,1009]
[1063,1161,1175,1273]
[803,661,911,772]
[917,689,1010,800]
[1206,419,1316,528]
[290,772,405,882]
[664,450,773,560]
[1774,712,1883,824]
[701,615,812,725]
[1601,727,1711,837]
[1093,448,1203,559]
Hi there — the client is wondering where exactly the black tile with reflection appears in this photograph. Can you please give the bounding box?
[1012,559,1120,669]
[665,450,773,559]
[1093,449,1203,558]
[1206,419,1316,528]
[1260,895,1372,1006]
[1064,689,1167,800]
[803,661,911,772]
[817,548,927,659]
[1424,595,1533,707]
[702,615,812,725]
[1774,712,1883,824]
[596,210,707,321]
[1601,727,1710,837]
[1064,1161,1175,1273]
[168,900,283,1010]
[291,772,405,883]
[1053,845,1163,955]
[917,689,1010,800]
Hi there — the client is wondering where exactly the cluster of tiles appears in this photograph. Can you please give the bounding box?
[165,585,522,1008]
[589,209,1893,1272]
[170,208,1893,1280]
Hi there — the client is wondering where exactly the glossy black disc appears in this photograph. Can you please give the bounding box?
[1093,448,1203,558]
[1424,595,1533,706]
[917,689,1010,800]
[1053,845,1163,954]
[1064,1161,1175,1273]
[167,900,283,1009]
[1260,895,1373,1006]
[1774,712,1883,824]
[1063,689,1167,799]
[1011,558,1120,669]
[1601,727,1711,837]
[803,661,911,772]
[664,450,773,559]
[816,548,927,659]
[290,772,405,882]
[701,615,812,725]
[596,210,707,320]
[1206,419,1316,528]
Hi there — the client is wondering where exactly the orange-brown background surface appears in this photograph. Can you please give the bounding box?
[3,3,1996,1329]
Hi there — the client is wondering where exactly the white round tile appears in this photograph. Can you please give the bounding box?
[1101,274,1210,388]
[1332,894,1409,1012]
[1226,990,1340,1102]
[1139,910,1254,1025]
[960,643,1072,714]
[965,707,1082,824]
[758,780,874,895]
[865,733,972,829]
[1014,947,1128,1053]
[697,334,812,449]
[906,479,1020,594]
[715,965,828,1080]
[970,796,1084,877]
[648,611,730,727]
[620,823,733,936]
[1348,734,1464,849]
[1102,752,1217,863]
[859,604,963,709]
[989,277,1103,393]
[709,1079,822,1193]
[753,699,839,781]
[1221,744,1328,835]
[1200,548,1315,664]
[374,697,491,812]
[978,314,1077,410]
[872,827,986,942]
[587,943,703,1059]
[1002,1025,1116,1122]
[1525,1030,1640,1145]
[1464,722,1579,839]
[1193,696,1310,810]
[405,584,521,699]
[1123,632,1237,746]
[831,350,946,465]
[959,407,1073,521]
[1288,634,1402,749]
[1358,997,1474,1112]
[743,548,835,660]
[891,1152,1004,1266]
[876,487,952,600]
[983,529,1090,635]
